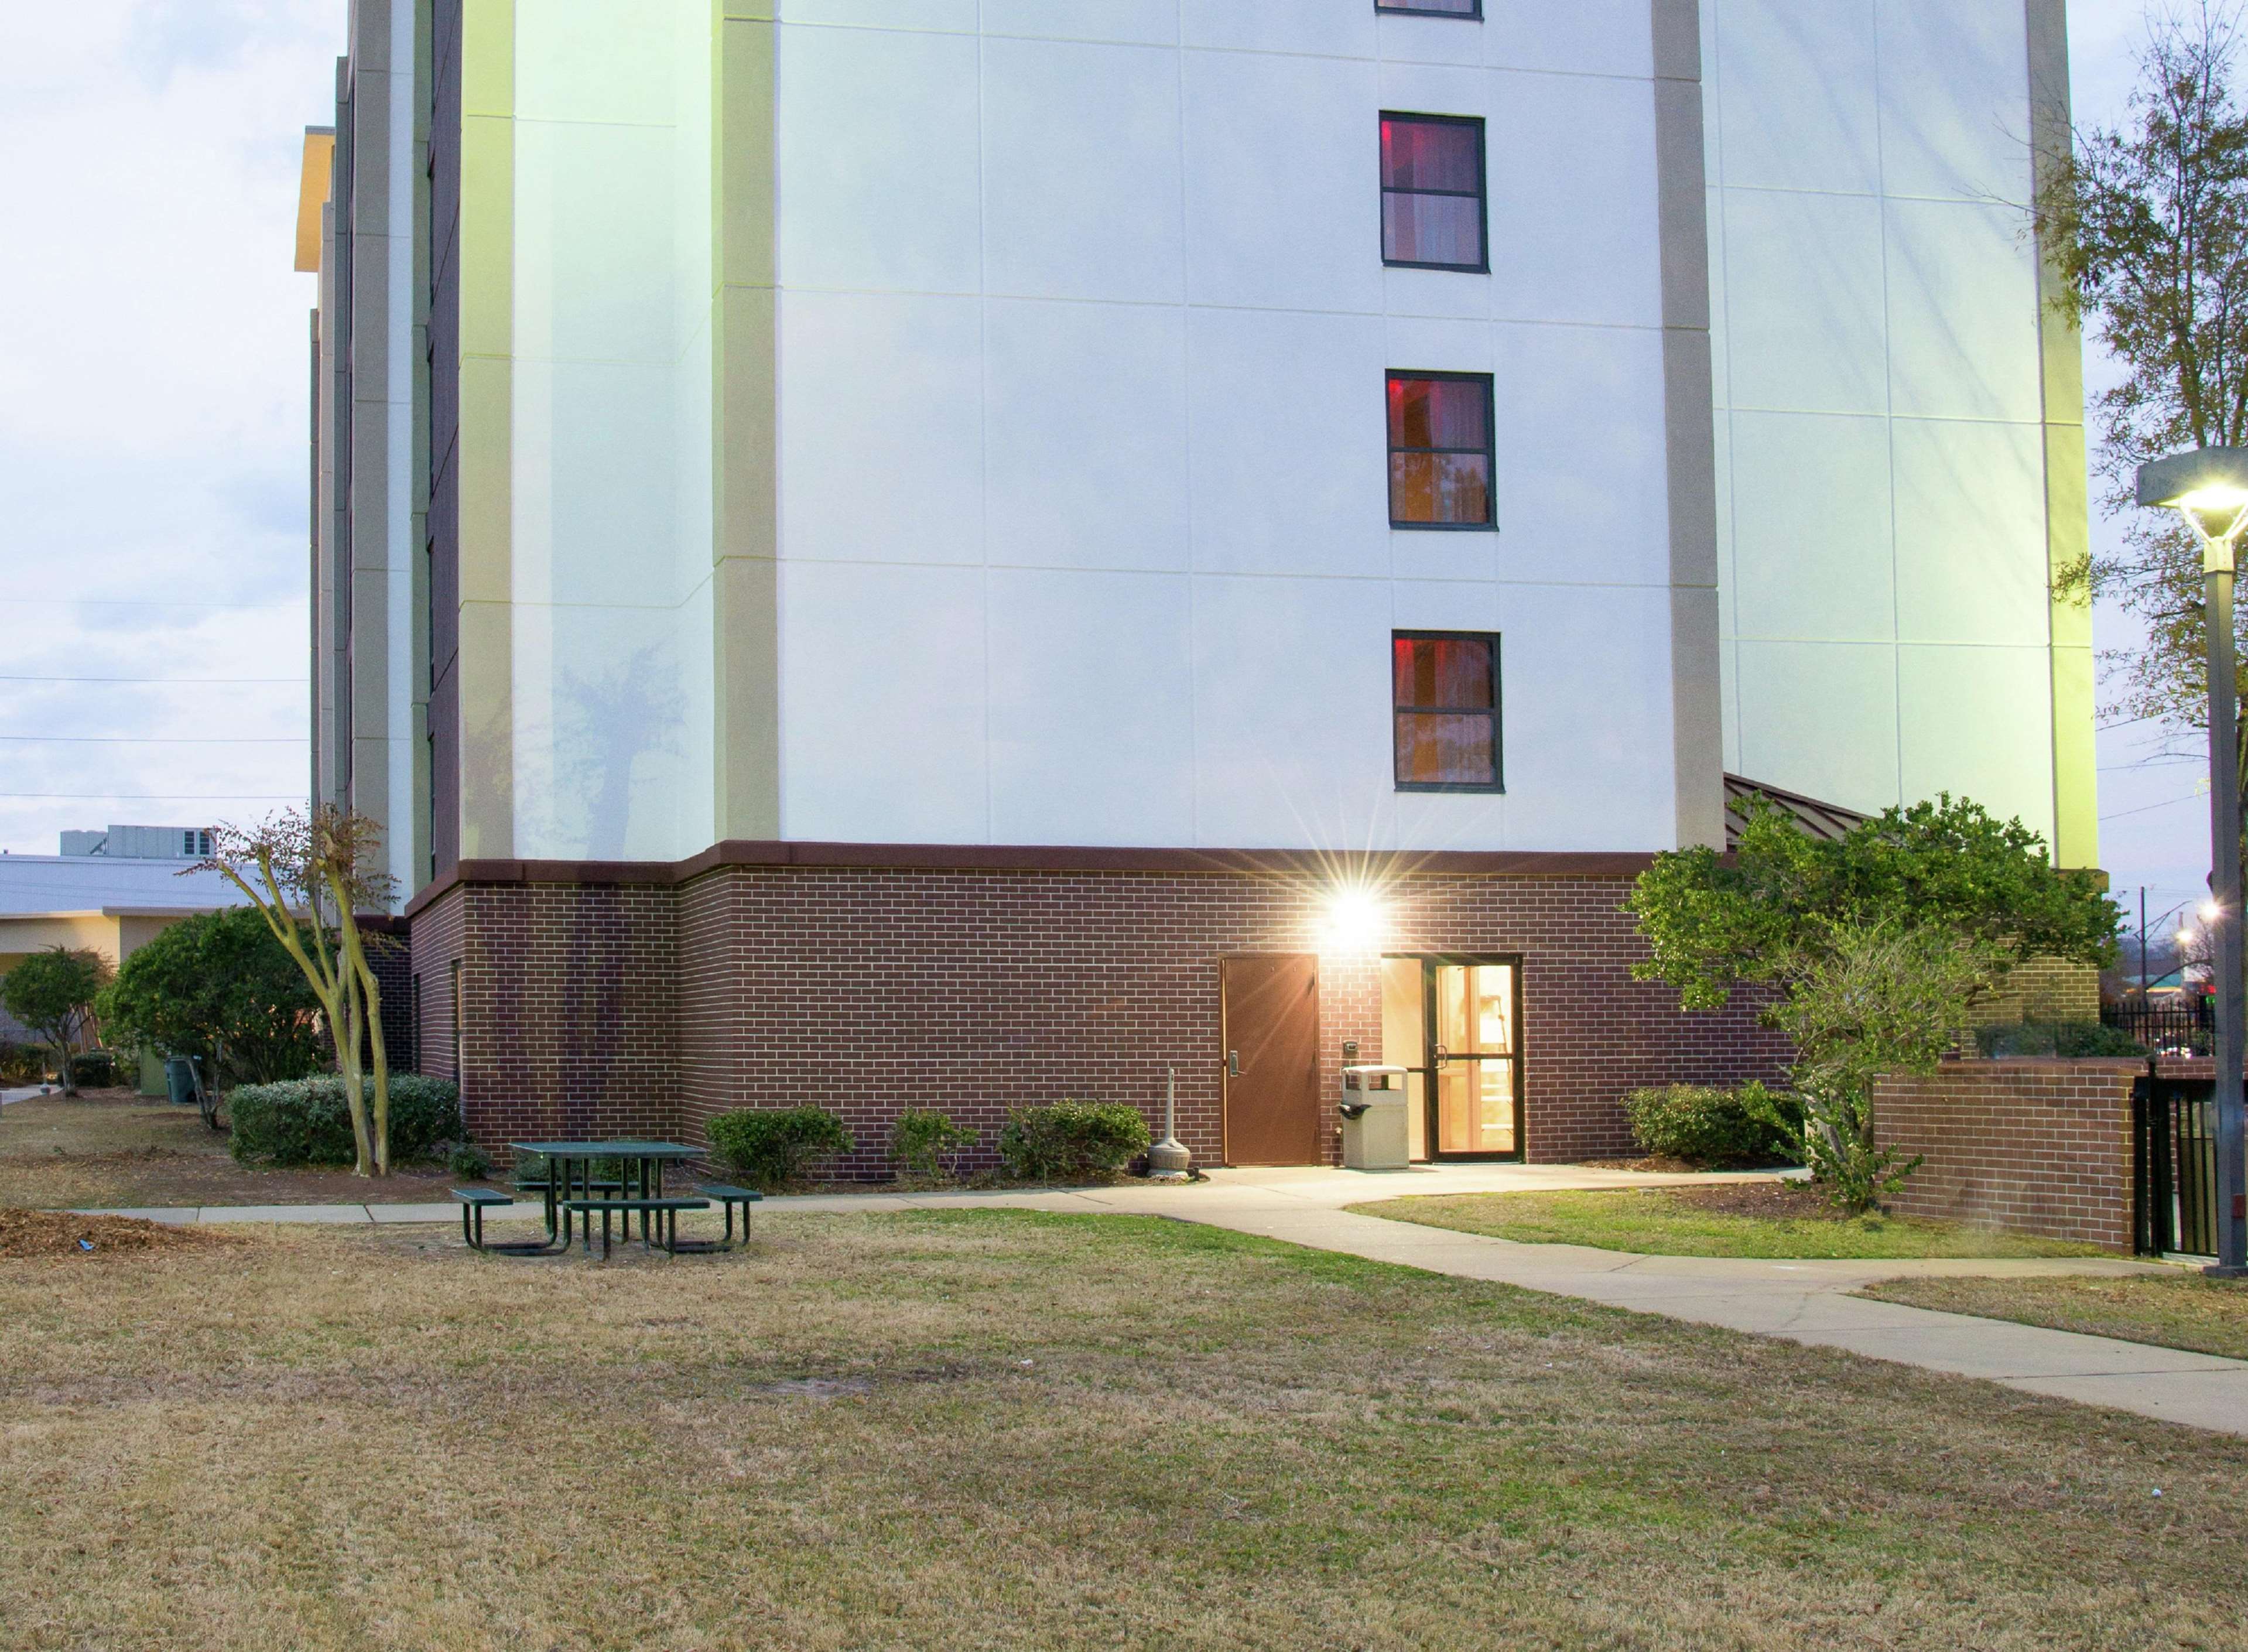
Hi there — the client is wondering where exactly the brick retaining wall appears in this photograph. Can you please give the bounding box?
[1873,1060,2140,1250]
[410,862,1791,1174]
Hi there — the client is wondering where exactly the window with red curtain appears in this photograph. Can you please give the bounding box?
[1393,632,1501,791]
[1388,372,1494,528]
[1381,114,1486,271]
[1377,0,1482,15]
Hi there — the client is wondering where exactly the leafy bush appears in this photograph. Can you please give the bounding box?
[1976,1018,2148,1059]
[68,1049,120,1089]
[94,907,326,1086]
[229,1075,463,1167]
[891,1107,977,1180]
[0,1041,43,1085]
[707,1106,854,1189]
[449,1142,492,1180]
[995,1101,1150,1183]
[1623,1082,1801,1168]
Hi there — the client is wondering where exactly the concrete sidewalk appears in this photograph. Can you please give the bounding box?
[76,1160,2248,1437]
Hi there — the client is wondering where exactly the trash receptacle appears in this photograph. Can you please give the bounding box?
[1340,1065,1411,1171]
[164,1055,199,1109]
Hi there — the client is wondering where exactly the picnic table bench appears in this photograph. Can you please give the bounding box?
[562,1195,711,1258]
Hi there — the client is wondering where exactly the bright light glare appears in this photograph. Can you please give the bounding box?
[2202,900,2224,922]
[2179,928,2197,948]
[2177,485,2248,514]
[1325,887,1385,950]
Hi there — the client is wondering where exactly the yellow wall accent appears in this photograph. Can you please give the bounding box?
[294,128,335,273]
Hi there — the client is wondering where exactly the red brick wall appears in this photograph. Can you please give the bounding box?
[415,862,1788,1174]
[1873,1060,2140,1250]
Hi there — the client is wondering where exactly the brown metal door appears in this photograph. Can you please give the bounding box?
[1220,954,1321,1166]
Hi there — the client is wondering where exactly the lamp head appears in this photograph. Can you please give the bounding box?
[2137,447,2248,569]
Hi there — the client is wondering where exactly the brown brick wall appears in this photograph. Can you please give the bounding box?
[1968,957,2102,1028]
[415,862,1789,1174]
[1873,1060,2140,1250]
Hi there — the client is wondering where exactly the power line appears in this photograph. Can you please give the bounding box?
[0,598,299,610]
[0,735,306,744]
[0,675,303,685]
[2101,793,2205,822]
[0,792,302,801]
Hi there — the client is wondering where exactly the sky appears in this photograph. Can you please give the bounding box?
[0,0,2215,925]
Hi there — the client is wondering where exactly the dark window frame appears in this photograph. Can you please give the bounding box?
[1392,629,1504,794]
[1387,370,1497,532]
[1376,0,1485,19]
[1380,111,1490,274]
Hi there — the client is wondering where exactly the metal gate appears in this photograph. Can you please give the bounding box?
[2134,1070,2221,1257]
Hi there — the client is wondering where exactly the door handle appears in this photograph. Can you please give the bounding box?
[1226,1049,1241,1078]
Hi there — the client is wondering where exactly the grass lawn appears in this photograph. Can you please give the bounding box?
[4,1210,2244,1650]
[1862,1271,2248,1362]
[1348,1183,2116,1261]
[0,1090,462,1208]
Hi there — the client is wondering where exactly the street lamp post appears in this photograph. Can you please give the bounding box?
[2137,447,2248,1276]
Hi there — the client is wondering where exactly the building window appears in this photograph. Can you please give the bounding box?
[1388,372,1494,529]
[1381,114,1486,271]
[1394,632,1501,792]
[1377,0,1482,15]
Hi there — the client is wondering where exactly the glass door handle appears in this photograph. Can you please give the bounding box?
[1226,1050,1241,1078]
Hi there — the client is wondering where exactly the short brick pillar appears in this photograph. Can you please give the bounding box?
[1871,1059,2140,1251]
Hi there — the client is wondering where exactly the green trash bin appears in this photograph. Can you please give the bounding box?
[164,1056,200,1108]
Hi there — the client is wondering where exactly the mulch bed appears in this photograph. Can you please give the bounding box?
[0,1209,233,1260]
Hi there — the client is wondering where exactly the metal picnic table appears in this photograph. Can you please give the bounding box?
[510,1140,699,1250]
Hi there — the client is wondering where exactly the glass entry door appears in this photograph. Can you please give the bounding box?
[1429,959,1520,1158]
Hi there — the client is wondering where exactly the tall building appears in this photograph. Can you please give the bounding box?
[300,1,2089,1168]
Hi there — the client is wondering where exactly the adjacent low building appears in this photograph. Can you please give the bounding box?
[299,1,2096,1169]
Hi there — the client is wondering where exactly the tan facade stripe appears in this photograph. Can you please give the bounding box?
[2026,0,2098,870]
[714,7,782,841]
[456,0,514,859]
[1652,0,1725,851]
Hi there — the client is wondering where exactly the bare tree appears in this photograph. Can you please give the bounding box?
[196,808,398,1176]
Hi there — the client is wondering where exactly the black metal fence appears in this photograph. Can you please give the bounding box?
[2105,997,2213,1056]
[2134,1071,2222,1257]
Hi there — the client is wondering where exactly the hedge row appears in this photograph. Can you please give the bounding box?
[229,1075,463,1167]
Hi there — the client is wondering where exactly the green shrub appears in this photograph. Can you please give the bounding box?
[707,1106,854,1189]
[890,1107,977,1179]
[449,1142,491,1180]
[995,1101,1151,1183]
[68,1049,119,1089]
[228,1075,463,1167]
[0,1042,42,1085]
[1623,1082,1802,1168]
[1976,1018,2148,1059]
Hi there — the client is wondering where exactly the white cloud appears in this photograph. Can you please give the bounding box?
[0,0,342,851]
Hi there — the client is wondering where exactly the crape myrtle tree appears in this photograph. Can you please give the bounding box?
[2035,2,2248,813]
[1627,797,2119,1212]
[197,807,399,1176]
[94,907,327,1090]
[0,946,112,1095]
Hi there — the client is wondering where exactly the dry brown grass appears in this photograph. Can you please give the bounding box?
[3,1209,2243,1651]
[0,1090,461,1208]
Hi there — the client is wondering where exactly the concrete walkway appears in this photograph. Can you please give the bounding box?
[76,1161,2248,1437]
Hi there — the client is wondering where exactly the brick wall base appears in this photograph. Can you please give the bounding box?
[408,863,1790,1174]
[1873,1060,2140,1250]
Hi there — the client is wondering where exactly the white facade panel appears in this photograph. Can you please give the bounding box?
[768,11,1688,856]
[981,37,1185,306]
[983,299,1190,574]
[1706,0,2067,840]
